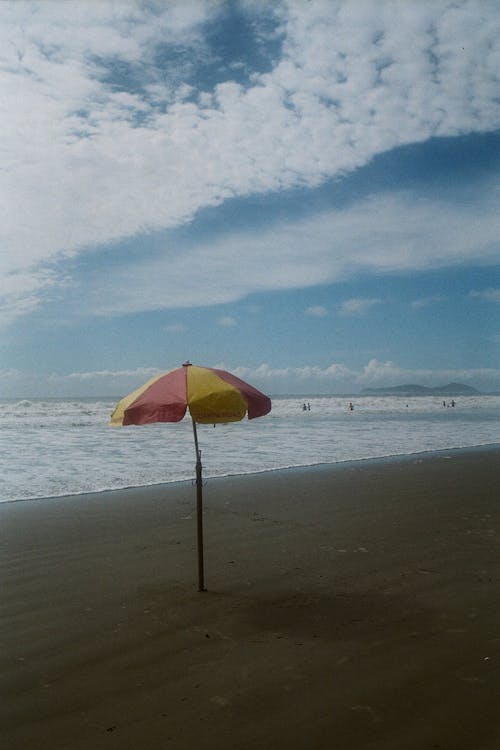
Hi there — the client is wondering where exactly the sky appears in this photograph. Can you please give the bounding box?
[1,0,499,397]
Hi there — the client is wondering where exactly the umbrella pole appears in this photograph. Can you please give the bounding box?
[192,419,206,592]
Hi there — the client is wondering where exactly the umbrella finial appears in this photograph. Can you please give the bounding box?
[183,360,192,367]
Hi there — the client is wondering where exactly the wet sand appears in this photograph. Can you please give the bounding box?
[1,448,500,749]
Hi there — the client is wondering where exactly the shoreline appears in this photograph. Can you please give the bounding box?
[2,447,500,749]
[5,441,500,507]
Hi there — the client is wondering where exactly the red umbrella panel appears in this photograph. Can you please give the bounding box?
[110,363,271,590]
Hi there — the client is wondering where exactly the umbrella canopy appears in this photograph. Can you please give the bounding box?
[110,362,271,426]
[110,362,271,591]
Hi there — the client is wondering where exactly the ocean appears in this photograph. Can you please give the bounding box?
[1,395,499,503]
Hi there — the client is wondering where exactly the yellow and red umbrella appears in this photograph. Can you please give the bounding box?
[110,362,271,590]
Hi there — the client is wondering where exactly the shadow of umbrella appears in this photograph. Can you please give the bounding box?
[110,362,271,591]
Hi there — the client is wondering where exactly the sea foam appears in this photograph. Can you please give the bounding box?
[1,395,499,503]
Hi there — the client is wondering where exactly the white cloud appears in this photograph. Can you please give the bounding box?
[470,288,500,303]
[217,316,238,327]
[1,0,499,320]
[410,295,447,309]
[3,358,500,397]
[63,367,161,381]
[355,359,500,393]
[164,323,187,333]
[228,359,500,394]
[0,365,163,397]
[72,188,498,316]
[339,298,381,317]
[305,305,328,317]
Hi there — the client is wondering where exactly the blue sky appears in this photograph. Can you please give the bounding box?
[1,0,499,397]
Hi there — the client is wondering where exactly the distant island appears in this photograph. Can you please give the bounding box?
[362,382,479,396]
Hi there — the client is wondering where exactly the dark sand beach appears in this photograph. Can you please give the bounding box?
[1,448,500,749]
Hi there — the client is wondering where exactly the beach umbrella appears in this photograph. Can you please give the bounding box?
[110,362,271,591]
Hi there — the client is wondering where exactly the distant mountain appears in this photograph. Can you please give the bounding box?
[362,382,479,396]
